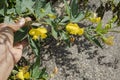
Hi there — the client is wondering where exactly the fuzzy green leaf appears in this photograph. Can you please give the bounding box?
[15,0,35,15]
[63,0,71,17]
[51,27,58,39]
[70,0,79,17]
[61,16,70,23]
[72,12,85,22]
[91,37,103,48]
[14,27,28,42]
[60,31,69,40]
[30,57,41,79]
[84,31,103,48]
[28,35,39,55]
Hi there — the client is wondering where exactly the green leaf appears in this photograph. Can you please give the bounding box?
[60,31,69,40]
[4,16,14,23]
[91,37,103,48]
[31,64,40,79]
[45,19,58,39]
[28,35,39,55]
[14,27,28,42]
[30,57,48,79]
[60,16,70,23]
[15,0,22,15]
[0,9,4,16]
[72,12,85,22]
[33,0,46,18]
[101,29,108,34]
[44,3,53,14]
[30,57,41,79]
[63,0,71,17]
[110,15,118,23]
[0,0,7,16]
[45,18,51,24]
[51,27,58,39]
[70,0,79,17]
[22,0,35,13]
[84,31,103,48]
[41,72,49,80]
[15,0,35,15]
[7,0,16,8]
[7,8,16,15]
[39,68,48,79]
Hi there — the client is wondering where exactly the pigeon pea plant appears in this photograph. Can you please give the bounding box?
[0,0,119,80]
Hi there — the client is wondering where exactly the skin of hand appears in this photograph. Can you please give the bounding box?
[0,17,31,80]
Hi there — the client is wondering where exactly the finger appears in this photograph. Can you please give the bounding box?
[9,17,32,32]
[8,18,26,32]
[12,44,23,63]
[0,17,32,32]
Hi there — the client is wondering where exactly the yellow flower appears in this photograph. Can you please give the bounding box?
[66,23,84,35]
[29,27,47,40]
[89,13,101,23]
[16,66,30,80]
[103,36,114,45]
[48,14,56,19]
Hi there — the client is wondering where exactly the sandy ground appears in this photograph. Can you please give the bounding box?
[40,0,120,80]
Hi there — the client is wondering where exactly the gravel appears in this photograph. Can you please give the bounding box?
[41,0,120,80]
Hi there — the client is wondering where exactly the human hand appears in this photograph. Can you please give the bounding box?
[0,17,31,80]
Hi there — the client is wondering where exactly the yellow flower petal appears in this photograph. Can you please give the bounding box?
[66,23,79,31]
[22,66,29,73]
[37,27,47,33]
[16,70,24,80]
[40,33,47,39]
[24,72,30,79]
[29,29,37,36]
[32,35,39,40]
[16,66,30,80]
[78,28,84,35]
[96,17,101,23]
[66,23,79,35]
